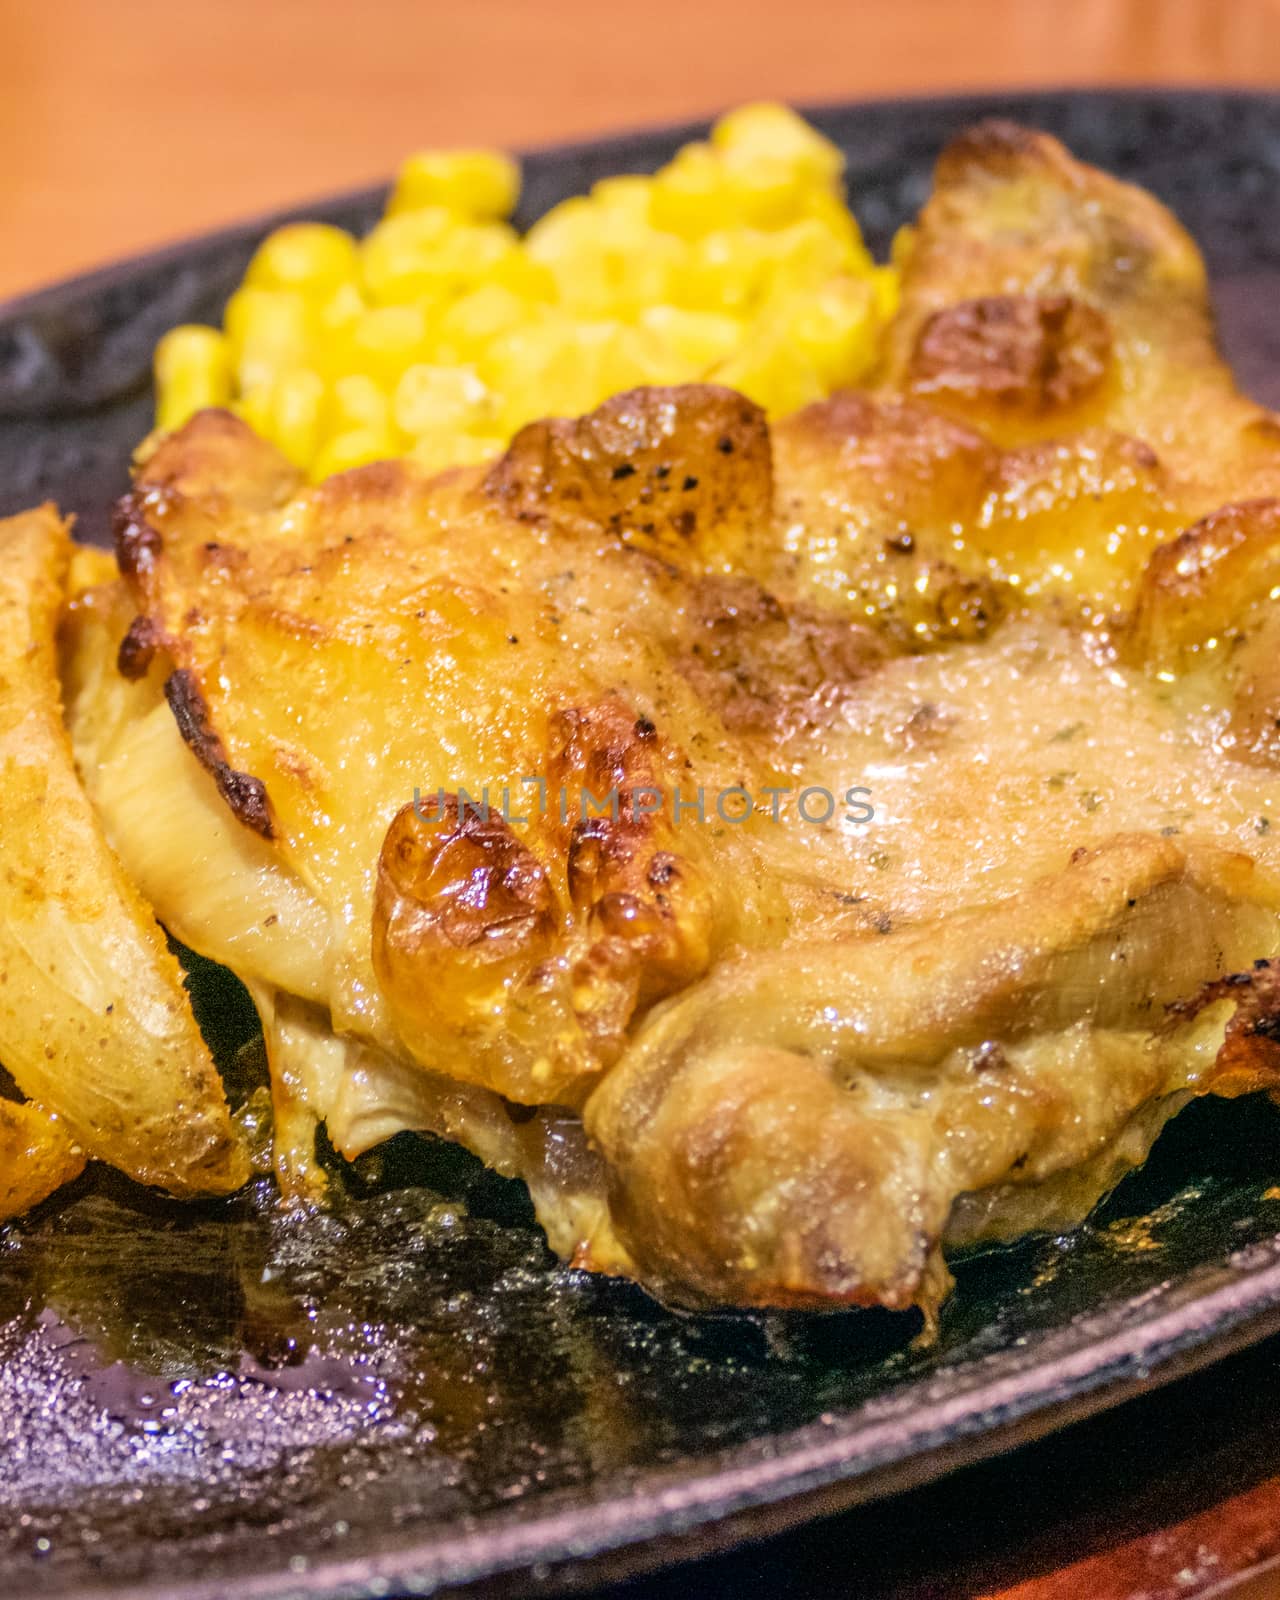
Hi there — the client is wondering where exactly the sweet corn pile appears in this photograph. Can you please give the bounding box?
[153,104,898,480]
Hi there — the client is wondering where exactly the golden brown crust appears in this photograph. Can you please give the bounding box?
[133,405,303,508]
[485,383,772,563]
[1128,500,1280,765]
[116,612,163,680]
[164,666,277,839]
[1130,499,1280,668]
[1166,960,1280,1100]
[888,118,1209,364]
[547,697,717,1012]
[771,392,1009,644]
[907,293,1112,415]
[374,796,558,1038]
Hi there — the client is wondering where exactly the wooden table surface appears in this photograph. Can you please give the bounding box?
[5,2,1280,1596]
[3,0,1280,300]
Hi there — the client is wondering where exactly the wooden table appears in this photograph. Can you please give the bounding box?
[3,0,1280,300]
[580,1335,1280,1600]
[5,2,1280,1594]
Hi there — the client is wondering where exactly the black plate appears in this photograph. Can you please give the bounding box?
[4,89,1280,1600]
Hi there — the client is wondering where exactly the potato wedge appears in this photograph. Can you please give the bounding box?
[0,1097,85,1221]
[0,505,248,1196]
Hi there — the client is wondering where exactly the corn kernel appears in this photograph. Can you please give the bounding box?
[433,284,532,363]
[234,384,271,438]
[154,103,900,482]
[308,282,367,379]
[713,333,826,416]
[359,209,455,304]
[765,277,878,389]
[670,229,772,313]
[763,218,858,289]
[590,176,653,222]
[359,215,441,306]
[312,428,398,479]
[388,149,521,221]
[615,232,688,319]
[362,212,518,305]
[523,199,602,284]
[651,141,813,237]
[491,318,668,427]
[410,432,507,476]
[527,198,680,314]
[341,305,431,384]
[648,144,728,237]
[482,248,557,304]
[872,263,901,322]
[435,223,520,291]
[154,325,233,431]
[484,316,604,432]
[538,227,684,319]
[394,364,494,436]
[224,287,313,392]
[721,156,813,231]
[638,306,743,378]
[259,368,327,470]
[592,320,672,396]
[523,216,614,316]
[800,189,872,268]
[246,223,360,296]
[331,374,391,435]
[712,102,845,189]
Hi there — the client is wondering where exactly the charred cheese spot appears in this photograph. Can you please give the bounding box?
[1127,500,1280,766]
[484,384,772,566]
[908,294,1112,414]
[116,614,162,681]
[1165,960,1280,1099]
[548,699,716,1006]
[933,116,1060,185]
[111,492,165,586]
[1130,499,1280,669]
[373,797,558,1036]
[163,668,276,840]
[681,574,886,735]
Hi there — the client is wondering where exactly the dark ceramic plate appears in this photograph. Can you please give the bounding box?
[4,89,1280,1600]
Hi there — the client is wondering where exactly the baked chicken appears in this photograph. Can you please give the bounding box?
[55,121,1280,1323]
